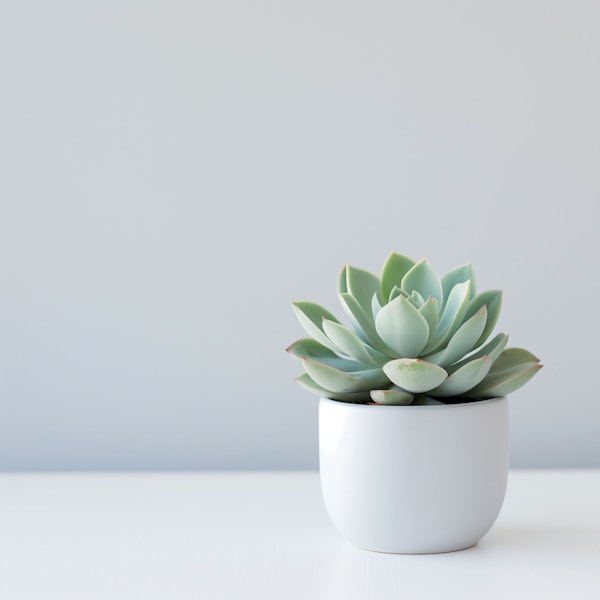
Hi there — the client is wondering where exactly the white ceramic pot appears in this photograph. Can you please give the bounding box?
[319,396,508,554]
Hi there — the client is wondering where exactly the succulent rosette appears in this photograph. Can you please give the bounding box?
[287,253,541,405]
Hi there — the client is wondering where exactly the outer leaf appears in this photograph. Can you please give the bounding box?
[488,347,539,373]
[346,265,382,313]
[464,290,503,347]
[337,265,348,294]
[464,347,541,398]
[383,358,448,393]
[474,361,539,388]
[381,253,415,300]
[430,356,493,397]
[375,296,430,357]
[292,302,342,353]
[423,306,487,367]
[464,364,542,399]
[447,333,508,373]
[322,319,378,366]
[370,388,414,405]
[422,280,472,354]
[295,373,370,403]
[302,357,388,393]
[401,259,443,306]
[441,263,476,306]
[339,292,392,355]
[286,338,364,371]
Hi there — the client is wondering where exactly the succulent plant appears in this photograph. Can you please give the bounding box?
[287,253,542,405]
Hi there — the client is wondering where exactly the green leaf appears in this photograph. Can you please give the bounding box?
[286,338,364,371]
[292,302,342,353]
[371,292,382,321]
[346,265,382,313]
[418,297,439,340]
[383,358,448,393]
[381,253,415,300]
[287,338,338,360]
[339,292,392,355]
[441,263,476,306]
[302,357,388,393]
[388,286,408,302]
[370,388,414,405]
[423,306,487,367]
[488,347,539,373]
[337,265,348,294]
[464,363,542,399]
[322,319,378,366]
[410,290,425,307]
[295,373,370,403]
[401,259,443,306]
[422,280,472,354]
[302,358,366,393]
[463,347,542,398]
[375,296,430,357]
[447,333,508,373]
[464,290,502,348]
[430,356,492,397]
[479,361,539,387]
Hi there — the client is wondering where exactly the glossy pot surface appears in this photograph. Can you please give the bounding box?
[319,396,509,553]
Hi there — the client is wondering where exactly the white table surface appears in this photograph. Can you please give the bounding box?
[0,470,599,600]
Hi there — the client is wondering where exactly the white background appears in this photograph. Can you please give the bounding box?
[1,0,598,469]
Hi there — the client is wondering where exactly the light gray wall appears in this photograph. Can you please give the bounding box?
[1,0,598,470]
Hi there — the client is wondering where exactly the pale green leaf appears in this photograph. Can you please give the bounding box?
[381,253,415,300]
[423,306,487,367]
[286,338,364,371]
[441,263,476,306]
[447,333,508,373]
[422,280,472,354]
[302,357,388,393]
[418,297,439,341]
[430,356,492,397]
[322,319,378,366]
[463,347,542,398]
[295,373,370,403]
[388,286,408,302]
[337,265,348,294]
[401,259,443,306]
[464,364,542,399]
[411,290,425,307]
[464,290,503,348]
[489,347,539,373]
[292,302,342,353]
[339,292,392,355]
[371,292,382,322]
[383,358,448,393]
[370,388,414,405]
[346,265,382,313]
[375,296,430,357]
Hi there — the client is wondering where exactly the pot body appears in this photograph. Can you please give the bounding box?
[319,396,508,553]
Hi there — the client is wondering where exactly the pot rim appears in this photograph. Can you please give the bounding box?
[320,396,507,411]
